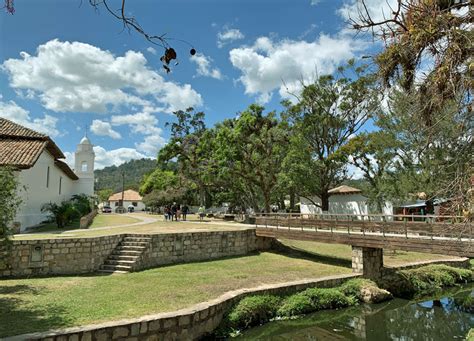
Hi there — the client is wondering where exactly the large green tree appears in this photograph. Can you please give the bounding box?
[283,63,380,211]
[212,105,289,212]
[158,107,211,206]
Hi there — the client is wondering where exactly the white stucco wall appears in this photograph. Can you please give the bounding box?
[110,200,146,211]
[300,194,369,218]
[15,151,78,231]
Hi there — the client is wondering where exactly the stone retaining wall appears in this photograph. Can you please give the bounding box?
[0,229,272,278]
[134,229,273,271]
[5,273,360,341]
[80,209,98,229]
[0,235,121,277]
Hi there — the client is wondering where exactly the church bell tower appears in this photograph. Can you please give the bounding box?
[74,135,95,196]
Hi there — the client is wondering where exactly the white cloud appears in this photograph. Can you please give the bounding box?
[2,39,202,114]
[0,98,59,137]
[190,53,223,80]
[338,0,397,26]
[146,46,157,55]
[110,110,166,155]
[229,34,361,103]
[310,0,322,5]
[91,119,121,139]
[217,28,245,48]
[64,146,151,170]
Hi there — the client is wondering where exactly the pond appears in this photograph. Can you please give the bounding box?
[237,284,473,340]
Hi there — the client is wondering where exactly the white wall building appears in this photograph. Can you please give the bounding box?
[108,189,146,211]
[300,185,369,217]
[0,118,95,232]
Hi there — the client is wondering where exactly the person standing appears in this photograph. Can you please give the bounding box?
[182,204,189,221]
[198,205,205,222]
[171,202,178,221]
[164,206,169,221]
[177,203,181,221]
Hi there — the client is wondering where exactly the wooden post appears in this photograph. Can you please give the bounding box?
[404,220,408,239]
[276,213,279,230]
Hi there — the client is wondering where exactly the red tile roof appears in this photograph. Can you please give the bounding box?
[0,118,77,180]
[329,185,362,195]
[109,190,143,202]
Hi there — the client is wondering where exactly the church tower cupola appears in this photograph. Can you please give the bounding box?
[74,135,95,195]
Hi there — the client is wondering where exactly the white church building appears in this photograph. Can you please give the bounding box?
[0,118,95,232]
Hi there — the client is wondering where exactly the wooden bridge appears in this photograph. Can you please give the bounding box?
[254,213,472,278]
[255,213,473,257]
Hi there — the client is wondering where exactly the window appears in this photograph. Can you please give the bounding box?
[115,202,119,207]
[81,161,88,172]
[46,166,50,188]
[59,176,62,195]
[132,202,138,207]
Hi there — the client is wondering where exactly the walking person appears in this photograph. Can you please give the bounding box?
[182,204,189,221]
[167,204,173,221]
[164,206,169,221]
[198,205,205,222]
[177,203,181,221]
[171,202,178,221]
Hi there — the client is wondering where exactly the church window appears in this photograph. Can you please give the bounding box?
[81,161,88,172]
[46,166,50,188]
[59,176,62,195]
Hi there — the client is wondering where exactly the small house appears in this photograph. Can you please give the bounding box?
[108,189,145,211]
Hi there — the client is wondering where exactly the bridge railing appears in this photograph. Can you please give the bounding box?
[254,213,472,240]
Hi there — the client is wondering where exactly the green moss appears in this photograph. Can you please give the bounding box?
[227,295,281,329]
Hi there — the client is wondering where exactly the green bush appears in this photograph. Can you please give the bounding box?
[399,265,472,297]
[277,288,355,317]
[339,279,377,301]
[227,295,281,329]
[277,293,314,317]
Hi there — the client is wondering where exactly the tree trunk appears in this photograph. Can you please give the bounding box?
[199,186,206,207]
[263,191,271,213]
[289,190,295,211]
[320,191,330,212]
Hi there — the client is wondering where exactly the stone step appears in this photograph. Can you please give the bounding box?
[120,241,149,247]
[116,245,147,250]
[123,237,152,242]
[100,264,132,271]
[108,254,140,261]
[112,250,143,256]
[97,269,129,274]
[104,259,136,266]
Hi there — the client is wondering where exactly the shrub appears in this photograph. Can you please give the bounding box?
[277,288,355,317]
[41,201,78,228]
[340,279,376,301]
[227,295,281,329]
[398,265,472,297]
[277,293,314,317]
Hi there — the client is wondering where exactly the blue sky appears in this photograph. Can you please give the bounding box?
[0,0,388,169]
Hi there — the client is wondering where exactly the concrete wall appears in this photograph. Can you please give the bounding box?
[300,194,369,217]
[15,151,78,231]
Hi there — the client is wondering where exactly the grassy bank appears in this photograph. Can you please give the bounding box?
[0,251,351,337]
[217,278,389,337]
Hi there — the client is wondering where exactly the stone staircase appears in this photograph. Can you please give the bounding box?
[98,235,151,274]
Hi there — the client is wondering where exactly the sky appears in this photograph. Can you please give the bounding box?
[0,0,391,170]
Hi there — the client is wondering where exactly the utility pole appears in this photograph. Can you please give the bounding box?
[121,171,125,208]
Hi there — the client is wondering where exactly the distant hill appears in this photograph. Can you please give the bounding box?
[94,158,157,193]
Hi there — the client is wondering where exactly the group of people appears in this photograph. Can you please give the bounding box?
[163,203,207,222]
[164,202,189,221]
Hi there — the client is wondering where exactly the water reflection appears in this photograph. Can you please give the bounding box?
[238,285,473,340]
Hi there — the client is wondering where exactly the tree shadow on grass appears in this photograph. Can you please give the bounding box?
[0,285,74,338]
[272,243,352,268]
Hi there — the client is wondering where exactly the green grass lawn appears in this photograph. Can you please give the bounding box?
[279,239,461,267]
[14,216,249,240]
[18,214,142,238]
[0,252,351,337]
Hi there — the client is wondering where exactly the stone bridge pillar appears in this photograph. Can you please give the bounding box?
[352,246,383,280]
